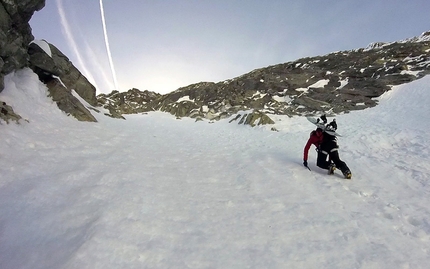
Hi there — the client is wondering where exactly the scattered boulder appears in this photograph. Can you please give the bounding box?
[230,110,275,127]
[0,101,22,123]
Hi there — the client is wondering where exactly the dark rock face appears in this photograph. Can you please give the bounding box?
[45,78,97,122]
[0,0,45,91]
[1,0,98,122]
[98,32,430,126]
[47,44,98,107]
[27,40,98,122]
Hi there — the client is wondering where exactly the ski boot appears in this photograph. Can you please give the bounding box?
[343,170,352,179]
[328,163,336,175]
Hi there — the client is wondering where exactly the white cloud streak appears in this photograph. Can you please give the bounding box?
[55,0,99,90]
[99,0,119,91]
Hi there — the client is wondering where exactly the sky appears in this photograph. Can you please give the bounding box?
[29,0,430,94]
[1,68,430,268]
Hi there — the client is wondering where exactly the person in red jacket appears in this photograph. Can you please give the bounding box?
[303,119,352,179]
[303,127,324,169]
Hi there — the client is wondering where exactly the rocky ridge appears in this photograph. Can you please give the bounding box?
[98,31,430,126]
[1,0,98,123]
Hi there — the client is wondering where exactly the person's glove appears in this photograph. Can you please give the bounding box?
[303,160,308,167]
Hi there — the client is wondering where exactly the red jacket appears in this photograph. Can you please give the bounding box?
[303,130,324,161]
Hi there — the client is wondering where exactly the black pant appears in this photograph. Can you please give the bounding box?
[317,150,350,174]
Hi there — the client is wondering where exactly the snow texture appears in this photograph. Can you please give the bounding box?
[1,68,430,268]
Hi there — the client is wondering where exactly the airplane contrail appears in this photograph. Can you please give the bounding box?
[99,0,119,91]
[56,0,99,89]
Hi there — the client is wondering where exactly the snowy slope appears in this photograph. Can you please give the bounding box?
[0,68,429,268]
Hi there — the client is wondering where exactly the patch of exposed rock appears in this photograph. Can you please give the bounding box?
[97,88,161,119]
[0,100,21,123]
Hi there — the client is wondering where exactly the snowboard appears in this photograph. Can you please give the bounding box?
[306,116,342,137]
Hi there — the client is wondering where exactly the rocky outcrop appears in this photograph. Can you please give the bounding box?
[46,44,98,107]
[1,0,99,123]
[28,40,98,122]
[0,0,45,91]
[44,78,97,122]
[97,88,161,118]
[98,31,430,126]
